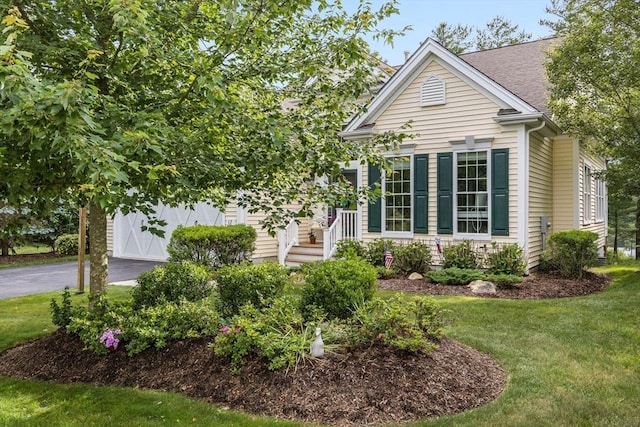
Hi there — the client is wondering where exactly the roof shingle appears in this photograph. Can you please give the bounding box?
[459,38,561,114]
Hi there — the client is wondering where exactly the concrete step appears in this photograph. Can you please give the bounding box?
[288,243,323,256]
[285,253,324,265]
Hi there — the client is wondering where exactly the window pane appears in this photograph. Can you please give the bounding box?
[456,151,488,234]
[384,156,412,232]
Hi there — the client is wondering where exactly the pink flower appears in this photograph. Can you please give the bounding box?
[219,325,231,334]
[100,328,121,350]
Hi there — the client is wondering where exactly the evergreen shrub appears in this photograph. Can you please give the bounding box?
[547,230,598,279]
[394,241,432,274]
[54,234,79,255]
[426,267,484,285]
[301,258,377,320]
[487,242,526,276]
[215,262,288,317]
[442,240,479,269]
[132,261,213,308]
[167,224,256,269]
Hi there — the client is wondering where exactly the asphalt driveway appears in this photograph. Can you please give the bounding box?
[0,257,162,299]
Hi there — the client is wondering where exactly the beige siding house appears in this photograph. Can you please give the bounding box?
[109,38,607,269]
[335,38,607,270]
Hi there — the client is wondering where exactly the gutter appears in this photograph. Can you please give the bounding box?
[522,119,547,272]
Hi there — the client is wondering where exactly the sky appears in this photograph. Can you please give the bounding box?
[361,0,555,65]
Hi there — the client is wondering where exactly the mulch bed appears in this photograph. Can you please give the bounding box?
[0,331,504,426]
[0,252,64,264]
[380,271,611,299]
[0,270,610,426]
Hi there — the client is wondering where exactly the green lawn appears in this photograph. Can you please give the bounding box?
[1,266,639,426]
[13,244,53,255]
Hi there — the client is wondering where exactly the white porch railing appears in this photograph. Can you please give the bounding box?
[339,209,359,240]
[277,219,299,265]
[323,209,359,259]
[323,213,342,259]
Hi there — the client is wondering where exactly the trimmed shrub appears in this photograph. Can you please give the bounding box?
[487,242,526,276]
[301,258,378,320]
[443,240,479,269]
[54,234,79,255]
[365,238,397,267]
[394,241,432,275]
[215,262,289,317]
[426,267,484,285]
[132,261,213,308]
[334,239,367,259]
[484,273,524,288]
[349,295,446,353]
[167,224,256,269]
[547,230,598,279]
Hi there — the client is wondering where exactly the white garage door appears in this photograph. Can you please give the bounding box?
[112,202,225,261]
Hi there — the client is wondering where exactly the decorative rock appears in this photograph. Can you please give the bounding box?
[408,272,424,280]
[468,280,497,295]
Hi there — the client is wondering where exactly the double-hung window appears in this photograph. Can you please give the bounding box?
[456,151,489,235]
[595,176,605,223]
[437,142,508,237]
[583,164,593,224]
[383,156,412,234]
[368,149,427,235]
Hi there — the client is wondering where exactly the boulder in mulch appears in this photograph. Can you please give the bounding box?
[468,280,497,295]
[408,272,424,280]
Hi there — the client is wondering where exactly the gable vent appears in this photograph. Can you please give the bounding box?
[420,75,445,106]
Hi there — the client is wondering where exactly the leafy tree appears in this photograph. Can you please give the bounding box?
[604,161,640,259]
[0,2,406,296]
[544,0,640,257]
[431,16,532,54]
[475,16,532,50]
[0,202,28,256]
[430,22,472,54]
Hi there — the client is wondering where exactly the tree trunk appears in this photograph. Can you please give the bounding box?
[88,201,108,298]
[0,240,8,257]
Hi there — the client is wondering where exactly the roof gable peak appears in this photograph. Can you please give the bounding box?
[344,38,538,133]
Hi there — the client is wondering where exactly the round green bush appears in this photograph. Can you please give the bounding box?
[394,241,433,275]
[132,261,213,308]
[54,234,79,255]
[442,240,479,269]
[214,262,289,317]
[167,224,256,269]
[547,230,598,279]
[301,258,378,320]
[487,243,526,276]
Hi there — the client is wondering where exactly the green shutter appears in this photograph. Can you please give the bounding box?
[413,154,428,233]
[437,152,453,234]
[367,163,382,232]
[491,148,509,236]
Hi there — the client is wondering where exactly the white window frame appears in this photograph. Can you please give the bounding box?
[453,150,491,239]
[450,137,493,240]
[583,163,593,225]
[381,151,414,238]
[595,176,605,223]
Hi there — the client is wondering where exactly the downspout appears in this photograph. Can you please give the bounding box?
[524,120,547,271]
